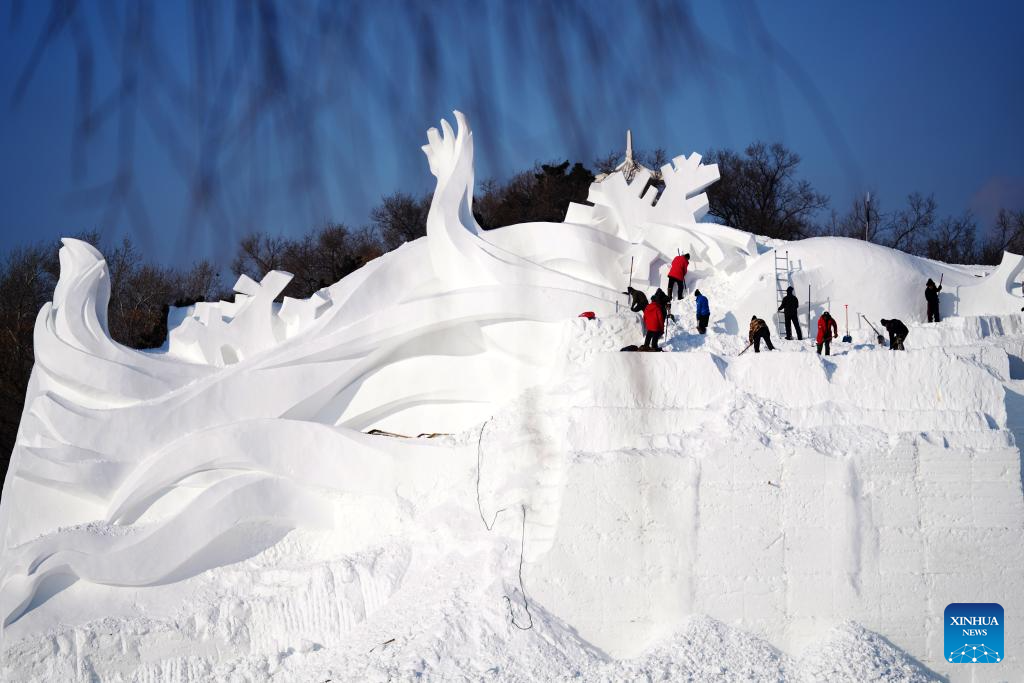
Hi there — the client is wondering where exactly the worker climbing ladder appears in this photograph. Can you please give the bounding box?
[773,249,789,336]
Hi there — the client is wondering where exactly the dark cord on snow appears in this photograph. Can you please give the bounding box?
[503,505,534,630]
[476,421,534,629]
[476,418,508,530]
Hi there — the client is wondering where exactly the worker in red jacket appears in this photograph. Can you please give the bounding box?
[816,311,838,356]
[667,252,690,300]
[642,299,666,351]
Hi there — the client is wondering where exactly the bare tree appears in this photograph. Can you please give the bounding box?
[827,193,980,264]
[830,193,883,242]
[884,193,936,254]
[705,142,829,240]
[923,213,978,264]
[637,148,669,171]
[232,234,289,283]
[177,260,222,303]
[979,209,1024,264]
[592,151,621,176]
[232,224,385,301]
[371,193,431,251]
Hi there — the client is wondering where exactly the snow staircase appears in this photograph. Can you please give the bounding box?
[773,249,789,335]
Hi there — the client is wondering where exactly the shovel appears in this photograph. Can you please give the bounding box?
[861,314,886,346]
[842,304,852,343]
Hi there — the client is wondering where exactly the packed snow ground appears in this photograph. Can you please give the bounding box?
[2,112,1023,681]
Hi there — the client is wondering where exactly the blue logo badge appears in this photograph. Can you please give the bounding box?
[944,603,1004,663]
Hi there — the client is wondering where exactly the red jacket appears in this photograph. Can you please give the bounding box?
[668,255,689,280]
[643,302,665,332]
[816,315,838,343]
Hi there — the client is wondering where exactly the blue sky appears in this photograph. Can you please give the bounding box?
[0,1,1021,267]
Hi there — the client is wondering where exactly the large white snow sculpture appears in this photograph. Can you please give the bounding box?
[3,111,1024,681]
[0,111,737,630]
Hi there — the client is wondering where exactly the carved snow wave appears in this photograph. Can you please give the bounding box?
[0,112,738,627]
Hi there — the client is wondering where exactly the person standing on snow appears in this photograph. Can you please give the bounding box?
[749,315,775,353]
[816,311,839,356]
[777,286,802,340]
[667,253,690,301]
[925,278,942,322]
[651,287,672,322]
[642,299,666,351]
[694,289,711,334]
[880,318,909,350]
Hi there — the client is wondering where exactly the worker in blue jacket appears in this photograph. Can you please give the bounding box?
[694,289,711,334]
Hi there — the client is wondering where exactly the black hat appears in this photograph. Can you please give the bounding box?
[926,278,935,286]
[787,286,793,293]
[684,253,690,259]
[880,319,889,325]
[693,289,702,296]
[751,315,757,321]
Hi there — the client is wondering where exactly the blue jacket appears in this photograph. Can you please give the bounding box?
[695,294,710,317]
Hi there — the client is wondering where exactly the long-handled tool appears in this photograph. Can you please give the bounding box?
[738,341,753,356]
[807,285,812,347]
[861,314,886,345]
[842,304,852,343]
[626,257,634,304]
[618,257,635,314]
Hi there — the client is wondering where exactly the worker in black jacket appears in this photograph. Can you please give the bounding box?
[880,318,909,351]
[624,286,649,313]
[651,287,672,323]
[925,279,942,322]
[777,286,802,340]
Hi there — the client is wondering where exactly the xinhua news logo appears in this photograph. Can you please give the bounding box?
[944,603,1003,664]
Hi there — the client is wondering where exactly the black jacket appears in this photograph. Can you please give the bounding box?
[778,293,799,314]
[882,319,909,337]
[626,287,649,313]
[925,285,941,304]
[650,288,670,315]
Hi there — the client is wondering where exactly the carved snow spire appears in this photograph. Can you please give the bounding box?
[595,129,658,184]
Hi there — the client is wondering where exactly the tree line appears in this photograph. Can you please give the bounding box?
[1,143,1023,488]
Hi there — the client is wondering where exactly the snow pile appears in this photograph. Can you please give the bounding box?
[798,621,939,682]
[2,111,1022,681]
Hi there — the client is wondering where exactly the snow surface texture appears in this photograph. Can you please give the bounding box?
[2,111,1023,681]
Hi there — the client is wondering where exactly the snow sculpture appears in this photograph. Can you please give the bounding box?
[169,270,332,366]
[565,134,756,276]
[574,151,719,240]
[2,111,1024,681]
[0,111,739,629]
